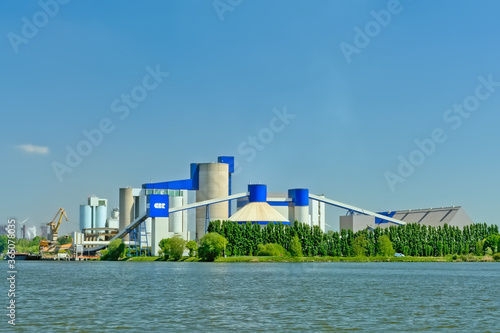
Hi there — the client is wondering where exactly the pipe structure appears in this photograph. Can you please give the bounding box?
[309,193,406,225]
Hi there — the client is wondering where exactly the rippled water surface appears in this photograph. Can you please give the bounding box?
[2,261,499,332]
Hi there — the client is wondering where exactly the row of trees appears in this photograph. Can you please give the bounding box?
[207,221,499,257]
[100,222,499,261]
[158,233,306,261]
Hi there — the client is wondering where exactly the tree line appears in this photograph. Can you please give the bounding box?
[207,221,499,257]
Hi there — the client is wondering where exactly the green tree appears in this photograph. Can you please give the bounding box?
[159,236,186,261]
[15,239,30,253]
[474,240,484,256]
[256,243,286,256]
[58,235,73,245]
[376,235,395,256]
[100,239,125,261]
[290,235,303,257]
[198,232,227,261]
[0,235,8,254]
[483,234,500,253]
[186,240,198,257]
[32,236,43,243]
[318,240,328,256]
[352,234,369,257]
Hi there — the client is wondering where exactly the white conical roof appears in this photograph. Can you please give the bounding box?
[229,202,289,222]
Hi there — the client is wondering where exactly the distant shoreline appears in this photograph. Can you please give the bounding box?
[5,254,497,263]
[121,255,498,263]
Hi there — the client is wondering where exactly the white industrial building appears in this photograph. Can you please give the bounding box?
[118,187,190,248]
[340,206,474,232]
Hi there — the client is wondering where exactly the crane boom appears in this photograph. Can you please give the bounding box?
[46,208,68,243]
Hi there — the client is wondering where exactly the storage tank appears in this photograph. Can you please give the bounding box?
[249,184,267,202]
[289,189,309,224]
[196,163,229,240]
[169,196,183,234]
[96,205,107,229]
[80,205,92,233]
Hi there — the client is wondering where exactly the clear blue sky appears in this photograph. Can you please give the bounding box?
[1,0,499,235]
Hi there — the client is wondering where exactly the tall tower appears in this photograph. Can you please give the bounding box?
[119,187,134,241]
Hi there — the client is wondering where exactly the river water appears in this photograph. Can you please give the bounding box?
[1,261,499,332]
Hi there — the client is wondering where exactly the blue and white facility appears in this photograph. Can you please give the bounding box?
[75,155,473,256]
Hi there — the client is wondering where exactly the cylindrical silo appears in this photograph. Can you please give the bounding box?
[80,205,92,233]
[248,184,267,202]
[119,187,134,241]
[196,163,229,240]
[96,205,107,229]
[169,196,183,234]
[293,189,310,224]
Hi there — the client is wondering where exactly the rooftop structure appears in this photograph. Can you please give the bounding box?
[340,206,473,232]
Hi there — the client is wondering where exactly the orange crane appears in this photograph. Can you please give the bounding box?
[47,208,68,243]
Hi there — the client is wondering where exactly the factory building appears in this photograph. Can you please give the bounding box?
[108,156,330,255]
[130,156,236,243]
[75,155,477,257]
[112,157,233,255]
[118,187,189,245]
[340,206,474,232]
[39,224,49,239]
[20,225,37,240]
[0,221,46,239]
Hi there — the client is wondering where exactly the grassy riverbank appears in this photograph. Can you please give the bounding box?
[214,255,494,262]
[122,256,200,262]
[123,254,497,262]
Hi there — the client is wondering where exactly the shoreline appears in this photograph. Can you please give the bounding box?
[5,255,497,263]
[122,254,498,263]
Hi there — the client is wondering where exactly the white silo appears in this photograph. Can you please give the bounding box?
[80,205,92,233]
[96,205,107,229]
[169,196,183,234]
[288,189,310,225]
[111,207,119,219]
[196,163,229,240]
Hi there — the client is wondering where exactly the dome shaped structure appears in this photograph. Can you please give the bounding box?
[229,201,289,225]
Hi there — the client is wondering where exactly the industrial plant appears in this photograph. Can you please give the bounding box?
[72,155,474,256]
